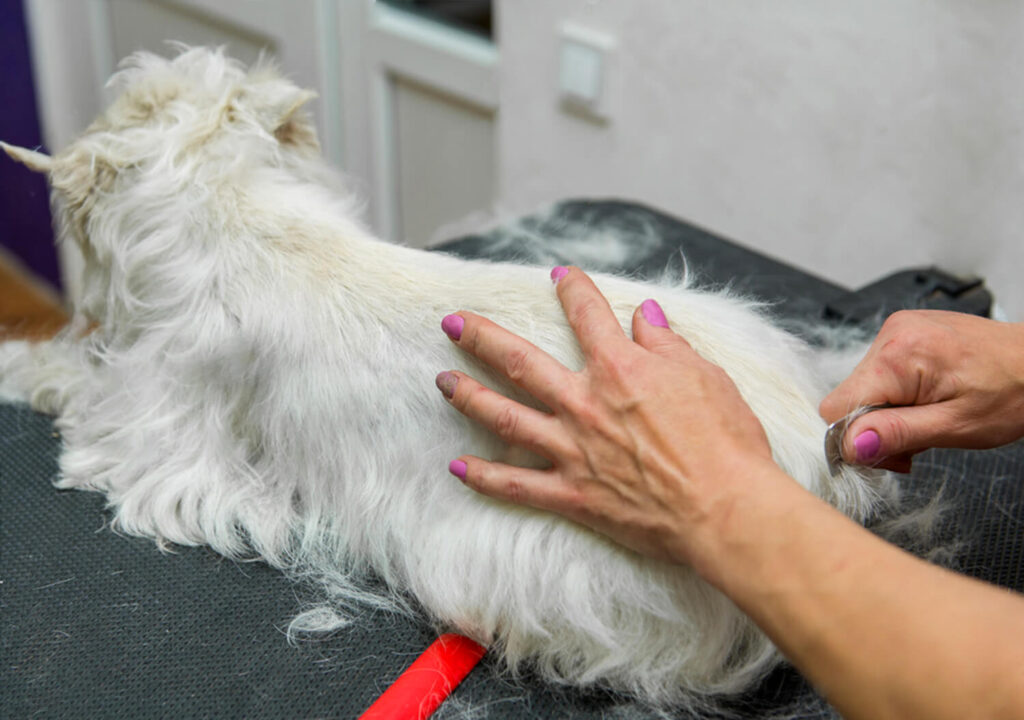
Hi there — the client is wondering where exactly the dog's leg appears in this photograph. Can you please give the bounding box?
[58,414,288,558]
[46,360,289,559]
[0,336,91,415]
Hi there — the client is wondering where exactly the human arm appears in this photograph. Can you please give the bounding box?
[820,310,1024,472]
[711,468,1024,720]
[435,267,1024,720]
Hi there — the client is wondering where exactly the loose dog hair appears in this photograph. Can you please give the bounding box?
[0,47,889,709]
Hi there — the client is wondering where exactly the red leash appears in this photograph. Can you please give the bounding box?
[358,634,487,720]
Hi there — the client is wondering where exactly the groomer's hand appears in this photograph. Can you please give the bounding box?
[820,310,1024,472]
[434,266,786,569]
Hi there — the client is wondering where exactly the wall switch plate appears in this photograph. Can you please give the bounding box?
[558,24,615,122]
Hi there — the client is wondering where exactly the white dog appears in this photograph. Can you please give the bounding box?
[0,47,887,708]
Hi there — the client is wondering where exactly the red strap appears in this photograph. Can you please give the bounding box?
[358,634,487,720]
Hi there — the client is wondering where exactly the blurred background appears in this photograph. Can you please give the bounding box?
[2,0,1022,334]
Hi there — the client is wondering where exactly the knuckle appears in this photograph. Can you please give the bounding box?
[568,297,600,332]
[884,412,914,450]
[881,310,927,340]
[877,333,915,369]
[503,347,531,384]
[878,333,932,387]
[882,310,913,331]
[503,475,527,505]
[493,405,521,442]
[880,312,933,356]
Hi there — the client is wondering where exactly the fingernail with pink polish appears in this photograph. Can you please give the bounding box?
[641,299,669,328]
[854,430,881,463]
[441,314,464,341]
[449,459,467,480]
[435,371,458,399]
[550,266,569,284]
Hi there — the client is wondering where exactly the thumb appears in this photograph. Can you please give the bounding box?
[843,403,955,468]
[631,299,696,361]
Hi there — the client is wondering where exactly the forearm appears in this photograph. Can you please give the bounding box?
[697,461,1024,720]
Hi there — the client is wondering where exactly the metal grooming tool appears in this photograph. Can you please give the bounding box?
[824,404,894,475]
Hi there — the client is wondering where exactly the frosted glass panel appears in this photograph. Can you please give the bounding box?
[393,78,495,247]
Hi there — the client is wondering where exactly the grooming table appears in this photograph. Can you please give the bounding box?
[3,200,1021,719]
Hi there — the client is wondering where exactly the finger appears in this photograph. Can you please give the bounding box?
[442,312,573,411]
[553,267,628,358]
[630,300,699,363]
[819,347,920,424]
[448,455,579,516]
[438,370,572,460]
[842,403,957,466]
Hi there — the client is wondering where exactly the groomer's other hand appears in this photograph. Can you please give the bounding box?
[820,310,1024,473]
[435,266,783,568]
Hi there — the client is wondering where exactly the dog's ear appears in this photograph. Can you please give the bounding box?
[273,92,318,150]
[242,77,319,150]
[48,144,118,234]
[1,142,53,173]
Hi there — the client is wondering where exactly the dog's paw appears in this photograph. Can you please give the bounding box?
[0,339,85,414]
[0,340,34,405]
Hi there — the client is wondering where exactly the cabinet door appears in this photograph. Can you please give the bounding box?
[337,1,498,247]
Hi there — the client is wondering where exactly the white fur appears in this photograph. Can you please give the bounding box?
[0,47,887,707]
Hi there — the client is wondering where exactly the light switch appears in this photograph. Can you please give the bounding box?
[558,25,615,122]
[560,39,603,105]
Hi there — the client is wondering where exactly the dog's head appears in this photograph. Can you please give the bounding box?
[3,45,319,260]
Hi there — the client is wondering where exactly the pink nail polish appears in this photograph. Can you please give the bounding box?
[550,266,569,284]
[641,299,669,328]
[854,430,881,463]
[449,459,467,480]
[441,314,464,341]
[435,371,458,399]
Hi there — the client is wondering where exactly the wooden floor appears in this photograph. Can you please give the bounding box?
[0,250,68,340]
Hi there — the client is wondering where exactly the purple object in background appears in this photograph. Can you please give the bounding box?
[0,0,59,290]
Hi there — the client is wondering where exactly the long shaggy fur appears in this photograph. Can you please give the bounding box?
[0,47,889,708]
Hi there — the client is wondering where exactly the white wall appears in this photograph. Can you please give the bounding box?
[496,0,1024,318]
